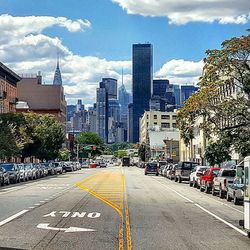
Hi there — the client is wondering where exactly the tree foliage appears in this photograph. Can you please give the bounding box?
[77,132,103,146]
[138,144,146,162]
[177,31,250,159]
[0,112,64,161]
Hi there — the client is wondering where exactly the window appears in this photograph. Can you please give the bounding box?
[161,122,170,128]
[146,114,149,119]
[172,123,177,128]
[161,115,170,119]
[154,122,157,125]
[154,115,157,119]
[172,115,177,120]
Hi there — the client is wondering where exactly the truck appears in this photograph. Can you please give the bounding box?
[122,156,130,167]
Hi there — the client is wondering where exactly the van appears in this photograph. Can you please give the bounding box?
[175,161,199,183]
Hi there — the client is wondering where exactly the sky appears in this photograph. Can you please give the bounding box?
[0,0,250,105]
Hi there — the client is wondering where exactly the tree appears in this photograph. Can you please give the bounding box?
[138,144,146,162]
[108,142,133,152]
[116,150,127,158]
[77,132,103,146]
[204,140,231,167]
[178,31,250,160]
[58,148,71,161]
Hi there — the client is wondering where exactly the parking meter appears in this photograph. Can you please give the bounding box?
[244,156,250,236]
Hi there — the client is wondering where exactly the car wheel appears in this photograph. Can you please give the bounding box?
[156,173,159,176]
[7,178,10,185]
[211,186,216,196]
[233,196,240,205]
[189,181,193,187]
[174,176,178,182]
[178,176,182,183]
[226,192,232,202]
[204,184,210,194]
[0,180,3,186]
[200,185,204,192]
[145,173,147,175]
[219,189,225,199]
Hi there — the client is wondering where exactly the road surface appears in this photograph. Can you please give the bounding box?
[0,166,249,249]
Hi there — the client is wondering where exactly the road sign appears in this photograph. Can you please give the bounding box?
[37,223,96,233]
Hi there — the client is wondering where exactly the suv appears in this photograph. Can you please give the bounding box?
[0,166,10,186]
[175,161,199,183]
[145,162,159,176]
[226,177,244,205]
[1,163,20,184]
[189,166,209,187]
[199,167,220,193]
[212,168,236,198]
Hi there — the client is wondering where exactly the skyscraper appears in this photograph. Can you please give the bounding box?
[132,43,153,143]
[173,85,181,107]
[153,79,169,97]
[118,83,130,126]
[96,83,108,143]
[53,57,62,85]
[101,78,118,99]
[181,85,199,106]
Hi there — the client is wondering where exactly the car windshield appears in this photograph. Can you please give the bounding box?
[212,170,220,176]
[159,161,167,166]
[147,163,157,169]
[1,164,15,171]
[222,170,236,177]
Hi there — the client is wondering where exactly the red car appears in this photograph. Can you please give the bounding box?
[198,167,220,193]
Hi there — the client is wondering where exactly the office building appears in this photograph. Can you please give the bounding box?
[153,79,169,97]
[96,83,108,143]
[53,58,62,86]
[101,78,117,99]
[0,62,21,113]
[128,103,133,143]
[132,43,153,143]
[181,85,198,106]
[173,85,181,107]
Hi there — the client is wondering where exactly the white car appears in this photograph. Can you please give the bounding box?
[189,166,208,188]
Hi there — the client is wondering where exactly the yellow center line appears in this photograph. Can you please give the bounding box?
[75,168,132,250]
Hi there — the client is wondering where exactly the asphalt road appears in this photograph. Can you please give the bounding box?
[0,166,249,250]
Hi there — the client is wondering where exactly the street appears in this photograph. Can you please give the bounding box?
[0,165,249,250]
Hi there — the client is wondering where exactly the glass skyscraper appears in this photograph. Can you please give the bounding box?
[181,85,199,106]
[132,43,153,143]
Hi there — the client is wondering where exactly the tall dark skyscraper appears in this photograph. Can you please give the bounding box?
[153,79,169,97]
[132,43,153,143]
[181,85,199,106]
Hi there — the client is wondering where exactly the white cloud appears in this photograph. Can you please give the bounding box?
[112,0,250,24]
[0,15,131,105]
[155,59,204,85]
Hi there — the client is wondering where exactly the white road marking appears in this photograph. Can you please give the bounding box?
[155,179,248,237]
[28,207,35,209]
[37,223,96,232]
[34,203,40,206]
[0,210,29,227]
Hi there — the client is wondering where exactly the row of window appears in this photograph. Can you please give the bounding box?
[146,114,177,120]
[147,122,177,128]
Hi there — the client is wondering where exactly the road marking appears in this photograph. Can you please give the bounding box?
[37,223,96,233]
[34,203,40,206]
[155,180,248,237]
[0,210,29,227]
[28,207,35,209]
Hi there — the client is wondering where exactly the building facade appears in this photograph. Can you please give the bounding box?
[0,62,21,113]
[132,43,153,143]
[180,85,198,106]
[96,84,108,143]
[101,78,118,99]
[17,74,67,124]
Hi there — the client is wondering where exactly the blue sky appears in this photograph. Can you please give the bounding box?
[0,0,250,104]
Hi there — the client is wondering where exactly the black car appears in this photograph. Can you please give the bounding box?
[145,162,159,176]
[1,163,20,184]
[0,166,10,186]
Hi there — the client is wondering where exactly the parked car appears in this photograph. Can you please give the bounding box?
[41,163,55,175]
[212,168,236,198]
[52,162,63,174]
[18,163,28,182]
[33,163,45,178]
[99,161,107,168]
[0,166,10,186]
[174,161,200,183]
[145,162,159,176]
[199,167,220,193]
[162,165,169,177]
[226,177,244,205]
[81,162,89,168]
[158,161,167,175]
[1,163,20,184]
[167,164,177,180]
[189,166,209,187]
[62,162,74,172]
[39,163,49,176]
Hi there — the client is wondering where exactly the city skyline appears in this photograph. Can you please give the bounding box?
[0,0,249,105]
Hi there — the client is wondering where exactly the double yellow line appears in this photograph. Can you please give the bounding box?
[75,169,132,250]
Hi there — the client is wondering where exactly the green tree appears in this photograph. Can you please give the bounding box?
[204,140,232,166]
[138,144,146,162]
[58,148,71,161]
[116,150,127,158]
[77,132,103,146]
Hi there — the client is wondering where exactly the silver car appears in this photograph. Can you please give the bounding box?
[18,164,28,182]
